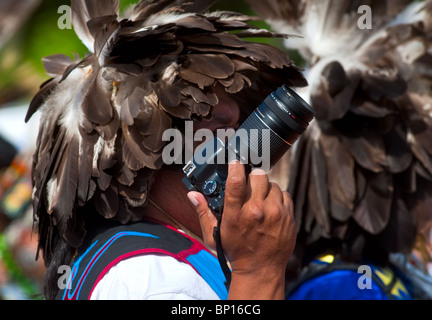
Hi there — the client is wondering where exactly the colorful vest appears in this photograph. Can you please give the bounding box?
[286,254,413,300]
[57,220,228,300]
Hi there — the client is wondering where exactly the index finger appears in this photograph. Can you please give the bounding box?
[223,161,246,213]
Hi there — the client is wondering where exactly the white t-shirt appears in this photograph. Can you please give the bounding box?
[90,254,221,300]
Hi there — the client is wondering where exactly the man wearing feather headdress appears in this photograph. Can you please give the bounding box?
[246,0,432,299]
[27,0,307,300]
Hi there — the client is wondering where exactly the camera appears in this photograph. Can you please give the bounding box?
[182,85,315,215]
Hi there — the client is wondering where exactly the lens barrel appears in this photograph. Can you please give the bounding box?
[229,85,315,169]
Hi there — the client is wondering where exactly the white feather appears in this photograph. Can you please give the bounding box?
[92,136,104,170]
[41,66,93,211]
[205,11,247,21]
[161,61,179,84]
[40,67,93,141]
[46,177,58,213]
[388,1,426,27]
[144,12,195,26]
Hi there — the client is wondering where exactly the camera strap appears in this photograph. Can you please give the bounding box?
[213,210,232,291]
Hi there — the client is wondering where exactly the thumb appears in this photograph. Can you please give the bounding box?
[187,191,217,248]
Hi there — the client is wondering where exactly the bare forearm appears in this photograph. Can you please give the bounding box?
[228,270,286,300]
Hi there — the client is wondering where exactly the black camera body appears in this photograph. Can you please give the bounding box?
[182,85,315,215]
[182,137,228,213]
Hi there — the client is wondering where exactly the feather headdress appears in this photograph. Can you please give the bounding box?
[247,0,432,266]
[26,0,307,265]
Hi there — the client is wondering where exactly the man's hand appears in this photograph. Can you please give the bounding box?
[187,161,296,300]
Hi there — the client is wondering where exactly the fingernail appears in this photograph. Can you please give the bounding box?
[187,193,198,207]
[251,168,267,175]
[229,160,240,165]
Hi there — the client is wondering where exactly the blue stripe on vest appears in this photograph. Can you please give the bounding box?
[187,249,228,300]
[63,231,158,300]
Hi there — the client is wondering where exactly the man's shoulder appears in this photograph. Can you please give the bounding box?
[59,219,227,300]
[91,254,220,299]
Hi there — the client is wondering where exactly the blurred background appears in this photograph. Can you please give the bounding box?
[0,0,84,300]
[0,0,294,300]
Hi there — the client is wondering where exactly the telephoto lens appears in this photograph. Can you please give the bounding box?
[182,85,315,214]
[227,85,315,171]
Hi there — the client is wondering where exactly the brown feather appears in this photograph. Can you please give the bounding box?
[288,133,312,234]
[129,0,217,21]
[307,132,330,235]
[81,71,114,126]
[320,129,356,219]
[77,128,98,206]
[353,171,393,235]
[154,79,184,109]
[179,69,216,89]
[25,78,60,123]
[339,126,387,173]
[383,121,413,174]
[94,184,119,219]
[377,196,416,254]
[140,106,172,153]
[71,0,120,51]
[87,15,120,65]
[185,54,235,80]
[42,54,73,78]
[361,67,407,101]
